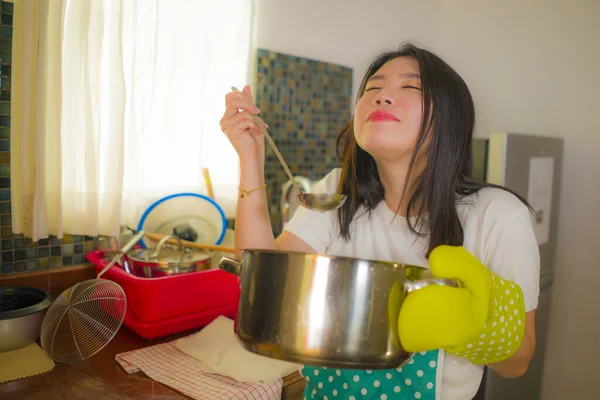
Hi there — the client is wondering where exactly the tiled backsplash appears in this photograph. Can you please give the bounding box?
[255,49,353,235]
[0,1,98,276]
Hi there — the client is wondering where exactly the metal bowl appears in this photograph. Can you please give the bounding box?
[0,286,53,352]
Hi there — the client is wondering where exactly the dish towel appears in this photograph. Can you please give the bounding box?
[116,317,302,400]
[176,316,302,385]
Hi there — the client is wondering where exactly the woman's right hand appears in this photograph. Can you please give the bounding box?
[220,85,269,159]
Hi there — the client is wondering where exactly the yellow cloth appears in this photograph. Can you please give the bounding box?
[398,245,526,364]
[0,343,55,383]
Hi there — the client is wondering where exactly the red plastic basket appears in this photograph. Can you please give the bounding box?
[87,250,240,339]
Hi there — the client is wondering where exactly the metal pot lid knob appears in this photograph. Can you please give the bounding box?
[172,223,199,243]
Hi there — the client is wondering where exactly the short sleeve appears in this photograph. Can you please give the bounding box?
[483,206,541,312]
[282,169,341,254]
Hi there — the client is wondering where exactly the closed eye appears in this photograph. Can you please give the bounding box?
[366,86,420,92]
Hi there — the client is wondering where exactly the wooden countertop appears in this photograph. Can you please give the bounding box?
[0,266,307,400]
[0,321,306,400]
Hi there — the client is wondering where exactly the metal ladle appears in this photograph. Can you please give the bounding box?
[231,87,347,212]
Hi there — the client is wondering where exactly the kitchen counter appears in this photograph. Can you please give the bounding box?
[0,323,307,400]
[0,265,307,400]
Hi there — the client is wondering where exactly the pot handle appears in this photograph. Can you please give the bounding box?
[149,235,185,258]
[219,256,242,276]
[403,278,462,294]
[97,230,146,278]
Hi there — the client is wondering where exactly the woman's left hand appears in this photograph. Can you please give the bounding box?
[398,245,528,365]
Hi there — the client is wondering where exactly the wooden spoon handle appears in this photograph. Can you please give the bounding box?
[202,167,215,199]
[144,232,235,253]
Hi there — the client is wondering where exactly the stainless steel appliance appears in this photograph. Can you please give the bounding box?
[472,132,563,400]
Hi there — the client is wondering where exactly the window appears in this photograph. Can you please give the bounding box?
[12,0,254,240]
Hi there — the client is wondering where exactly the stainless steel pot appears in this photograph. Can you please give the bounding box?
[0,286,53,352]
[220,250,459,370]
[127,235,212,278]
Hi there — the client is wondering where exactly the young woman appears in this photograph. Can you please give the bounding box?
[220,43,539,400]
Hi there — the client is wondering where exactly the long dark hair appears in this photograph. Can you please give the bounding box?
[336,42,531,257]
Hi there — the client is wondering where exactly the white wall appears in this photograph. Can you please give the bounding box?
[257,1,600,399]
[256,0,441,101]
[435,3,600,399]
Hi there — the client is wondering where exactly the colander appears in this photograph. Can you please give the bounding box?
[40,231,145,363]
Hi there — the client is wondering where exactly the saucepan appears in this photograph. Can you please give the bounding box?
[126,235,212,278]
[220,250,460,370]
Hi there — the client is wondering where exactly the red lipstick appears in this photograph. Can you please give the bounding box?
[367,110,399,122]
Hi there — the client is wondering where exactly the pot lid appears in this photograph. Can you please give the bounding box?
[129,247,210,264]
[128,235,211,265]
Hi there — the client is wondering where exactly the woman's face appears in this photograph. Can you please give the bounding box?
[354,56,423,163]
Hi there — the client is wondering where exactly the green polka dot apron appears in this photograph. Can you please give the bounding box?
[301,350,441,399]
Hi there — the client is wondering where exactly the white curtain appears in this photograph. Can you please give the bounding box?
[11,0,254,240]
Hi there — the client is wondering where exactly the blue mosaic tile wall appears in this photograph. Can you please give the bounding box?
[0,1,97,276]
[255,49,353,235]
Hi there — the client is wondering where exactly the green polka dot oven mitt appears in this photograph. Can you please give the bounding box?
[398,245,527,364]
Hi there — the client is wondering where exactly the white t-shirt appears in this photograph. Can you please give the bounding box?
[283,168,540,400]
